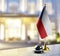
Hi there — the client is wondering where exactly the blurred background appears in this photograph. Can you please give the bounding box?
[0,0,60,44]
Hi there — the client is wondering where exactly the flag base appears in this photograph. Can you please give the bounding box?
[34,44,44,54]
[43,43,49,51]
[34,50,44,54]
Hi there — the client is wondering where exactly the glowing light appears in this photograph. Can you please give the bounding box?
[20,0,27,12]
[46,2,54,15]
[0,24,4,40]
[21,24,26,40]
[5,19,21,39]
[28,2,35,14]
[6,19,21,28]
[29,23,35,39]
[36,0,43,11]
[0,0,6,12]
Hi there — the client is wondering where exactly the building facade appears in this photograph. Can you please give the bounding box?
[0,0,59,42]
[0,0,43,14]
[0,0,43,42]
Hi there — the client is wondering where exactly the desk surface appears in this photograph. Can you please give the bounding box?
[0,44,60,56]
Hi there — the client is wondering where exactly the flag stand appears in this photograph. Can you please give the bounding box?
[36,4,52,53]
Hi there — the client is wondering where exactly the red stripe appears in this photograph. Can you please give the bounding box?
[37,19,47,39]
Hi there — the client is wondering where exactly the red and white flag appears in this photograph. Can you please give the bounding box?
[37,5,52,39]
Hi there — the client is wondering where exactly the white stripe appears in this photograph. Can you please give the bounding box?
[42,7,52,35]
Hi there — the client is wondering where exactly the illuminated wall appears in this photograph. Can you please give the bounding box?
[5,19,22,41]
[0,17,38,42]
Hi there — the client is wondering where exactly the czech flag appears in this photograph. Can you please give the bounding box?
[37,5,52,39]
